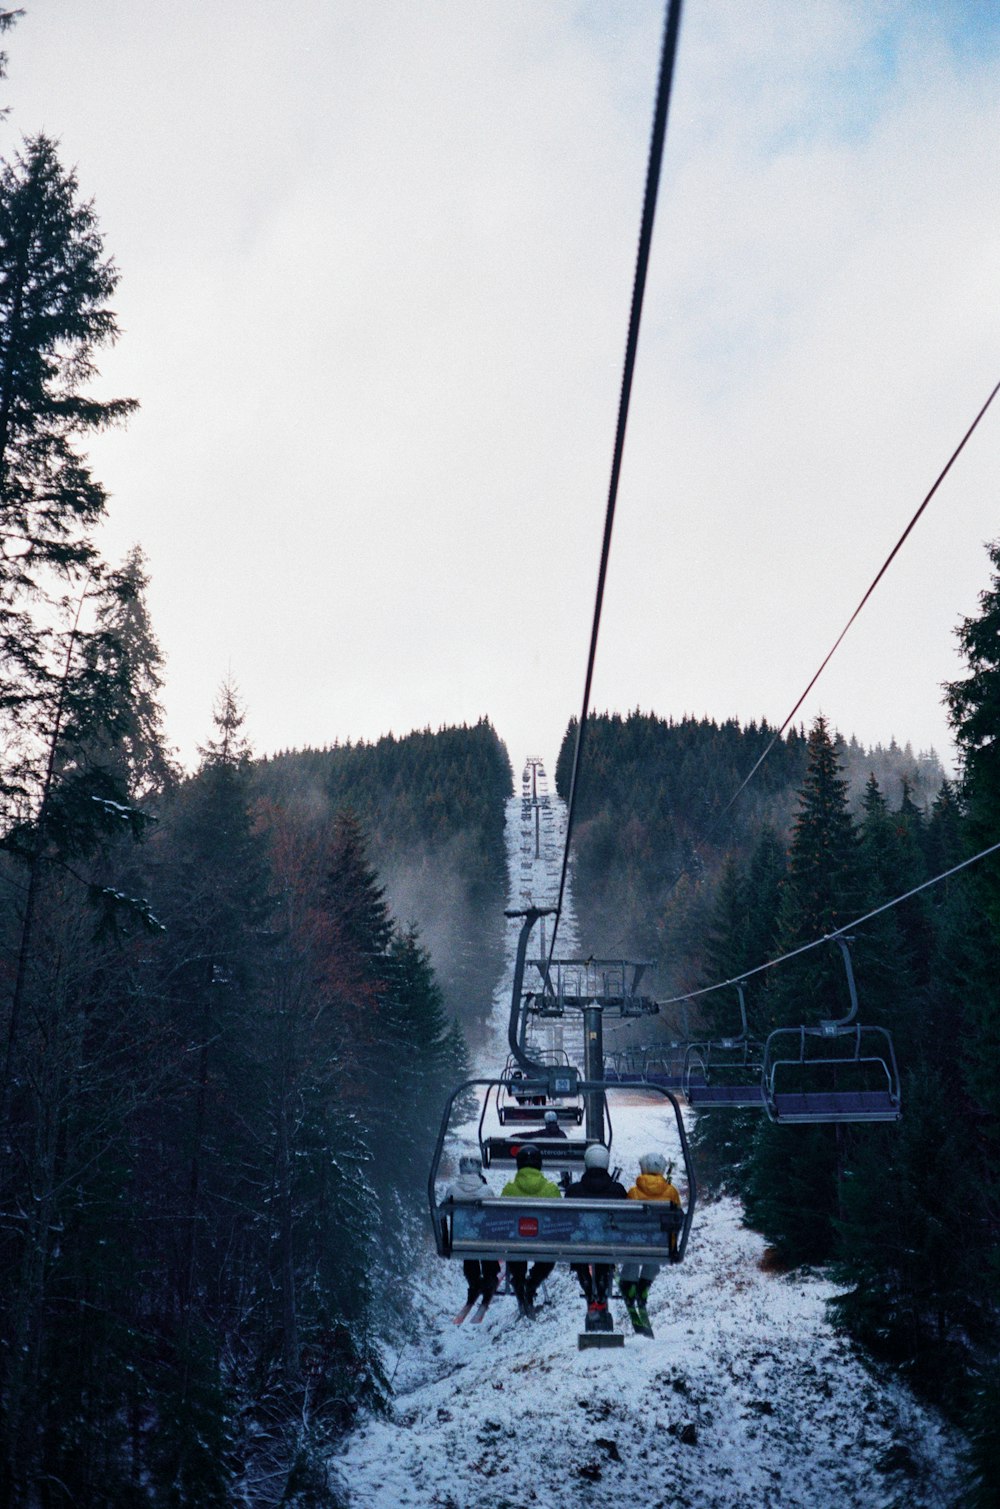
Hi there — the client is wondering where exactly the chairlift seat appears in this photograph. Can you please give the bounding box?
[603,1067,689,1090]
[770,1090,900,1123]
[640,1070,689,1091]
[441,1196,684,1264]
[482,1136,594,1169]
[498,1103,583,1126]
[687,1083,765,1108]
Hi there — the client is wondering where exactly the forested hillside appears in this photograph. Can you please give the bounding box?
[556,628,998,1498]
[254,721,512,1045]
[701,698,997,1500]
[556,710,944,1000]
[0,616,484,1504]
[0,90,491,1500]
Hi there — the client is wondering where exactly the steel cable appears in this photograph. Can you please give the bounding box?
[658,835,1000,1007]
[702,374,1000,845]
[547,0,684,968]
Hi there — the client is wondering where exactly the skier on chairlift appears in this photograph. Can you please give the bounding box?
[448,1154,500,1310]
[565,1144,627,1328]
[529,1109,567,1139]
[619,1151,682,1337]
[501,1144,561,1318]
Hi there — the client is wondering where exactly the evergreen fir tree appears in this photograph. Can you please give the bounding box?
[141,683,272,1504]
[692,830,786,1194]
[743,718,860,1262]
[942,539,1000,1491]
[945,538,1000,1124]
[92,545,177,802]
[830,1066,986,1399]
[0,135,137,811]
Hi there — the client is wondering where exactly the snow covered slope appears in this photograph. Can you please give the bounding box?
[332,768,966,1508]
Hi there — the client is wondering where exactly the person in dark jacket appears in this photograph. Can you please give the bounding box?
[565,1144,627,1318]
[526,1109,567,1139]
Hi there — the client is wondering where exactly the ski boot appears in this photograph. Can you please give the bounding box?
[634,1281,654,1339]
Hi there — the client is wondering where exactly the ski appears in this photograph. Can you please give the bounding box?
[634,1303,655,1339]
[453,1299,478,1325]
[470,1292,495,1324]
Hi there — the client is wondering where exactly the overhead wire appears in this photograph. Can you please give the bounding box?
[542,0,999,1011]
[705,375,1000,837]
[657,834,1000,1008]
[547,0,684,967]
[631,373,1000,923]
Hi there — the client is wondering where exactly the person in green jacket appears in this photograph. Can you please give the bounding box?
[501,1144,561,1317]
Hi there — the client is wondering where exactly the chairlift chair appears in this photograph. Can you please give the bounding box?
[430,1076,696,1269]
[604,1044,689,1091]
[761,939,902,1124]
[496,1051,584,1125]
[684,984,766,1109]
[480,1135,598,1172]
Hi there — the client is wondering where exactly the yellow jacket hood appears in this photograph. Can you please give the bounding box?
[627,1173,681,1204]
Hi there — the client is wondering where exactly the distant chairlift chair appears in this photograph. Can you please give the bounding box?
[761,937,901,1124]
[684,983,765,1109]
[482,1058,592,1170]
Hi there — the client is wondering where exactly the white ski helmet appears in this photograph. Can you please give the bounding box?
[639,1151,667,1176]
[584,1144,610,1170]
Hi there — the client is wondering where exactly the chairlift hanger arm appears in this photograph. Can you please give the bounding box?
[506,909,556,1075]
[829,935,860,1028]
[427,1077,498,1221]
[736,981,749,1039]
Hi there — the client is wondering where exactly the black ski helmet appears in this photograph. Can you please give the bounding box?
[516,1143,542,1170]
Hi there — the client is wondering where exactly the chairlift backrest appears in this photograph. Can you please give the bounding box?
[445,1196,684,1265]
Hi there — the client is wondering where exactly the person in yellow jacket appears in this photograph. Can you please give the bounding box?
[501,1144,561,1317]
[619,1152,682,1336]
[627,1151,681,1208]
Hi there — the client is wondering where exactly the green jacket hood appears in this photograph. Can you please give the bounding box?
[501,1166,561,1198]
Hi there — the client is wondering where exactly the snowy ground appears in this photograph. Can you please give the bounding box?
[331,769,967,1508]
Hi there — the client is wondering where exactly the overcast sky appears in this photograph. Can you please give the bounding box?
[6,1,1000,778]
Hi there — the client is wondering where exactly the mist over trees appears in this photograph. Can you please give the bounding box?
[555,709,944,1004]
[254,721,512,1046]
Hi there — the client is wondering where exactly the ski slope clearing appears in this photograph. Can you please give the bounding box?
[334,1103,964,1509]
[333,779,965,1507]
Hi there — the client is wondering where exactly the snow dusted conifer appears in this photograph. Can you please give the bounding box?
[91,544,177,802]
[743,718,858,1263]
[943,539,1000,1497]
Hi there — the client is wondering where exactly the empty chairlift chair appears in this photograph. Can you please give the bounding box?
[603,1041,689,1091]
[684,984,765,1109]
[762,937,901,1124]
